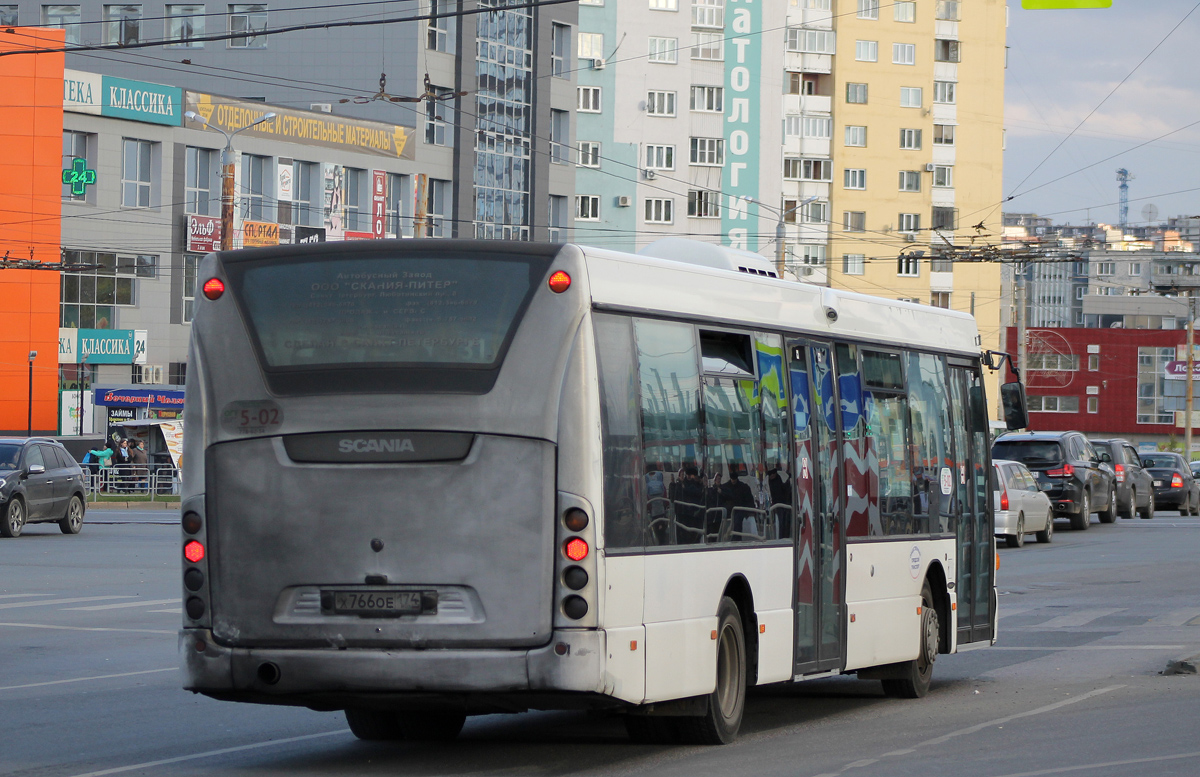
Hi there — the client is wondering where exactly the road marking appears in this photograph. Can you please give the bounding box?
[810,685,1123,777]
[987,750,1200,777]
[0,668,176,692]
[0,596,135,611]
[63,598,181,611]
[988,645,1186,651]
[1035,608,1124,629]
[0,593,55,600]
[147,608,182,614]
[66,729,351,777]
[0,622,175,635]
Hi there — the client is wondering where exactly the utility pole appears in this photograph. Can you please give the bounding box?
[1015,262,1027,379]
[184,110,277,251]
[27,351,36,437]
[1187,292,1194,462]
[77,353,88,438]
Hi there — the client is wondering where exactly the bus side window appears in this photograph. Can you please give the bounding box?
[756,333,792,541]
[595,314,644,550]
[862,350,911,536]
[836,343,870,538]
[634,319,704,547]
[907,352,954,535]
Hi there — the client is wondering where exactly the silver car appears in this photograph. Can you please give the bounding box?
[993,459,1054,548]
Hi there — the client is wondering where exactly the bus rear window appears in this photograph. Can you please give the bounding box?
[232,252,544,369]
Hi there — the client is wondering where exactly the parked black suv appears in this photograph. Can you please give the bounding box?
[1090,438,1155,519]
[0,438,87,538]
[991,431,1117,530]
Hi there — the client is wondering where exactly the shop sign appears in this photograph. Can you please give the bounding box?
[94,387,186,409]
[59,328,147,365]
[372,170,387,238]
[295,226,326,244]
[721,1,761,252]
[1164,360,1200,380]
[62,158,97,196]
[344,231,374,240]
[63,69,102,115]
[243,221,279,247]
[184,92,415,159]
[278,164,294,201]
[186,214,222,253]
[64,70,182,126]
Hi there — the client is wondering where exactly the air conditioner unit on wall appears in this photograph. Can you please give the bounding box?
[591,58,605,70]
[137,365,164,384]
[644,169,657,180]
[310,103,332,113]
[925,163,937,172]
[617,195,632,207]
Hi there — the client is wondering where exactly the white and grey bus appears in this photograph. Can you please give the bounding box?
[180,238,1024,744]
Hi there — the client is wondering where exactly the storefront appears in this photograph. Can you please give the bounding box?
[92,386,185,469]
[58,328,147,435]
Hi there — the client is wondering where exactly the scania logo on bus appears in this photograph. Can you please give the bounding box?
[338,438,416,454]
[909,546,922,579]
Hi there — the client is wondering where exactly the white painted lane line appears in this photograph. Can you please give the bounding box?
[810,685,1123,777]
[0,668,176,692]
[987,750,1200,777]
[0,596,135,610]
[1035,608,1125,629]
[63,598,181,611]
[147,608,182,614]
[0,593,55,600]
[67,729,351,777]
[0,622,175,635]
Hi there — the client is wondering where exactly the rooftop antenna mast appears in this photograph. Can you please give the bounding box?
[1116,168,1133,228]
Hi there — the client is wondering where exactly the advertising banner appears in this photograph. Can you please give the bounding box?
[58,328,146,365]
[243,221,279,247]
[372,170,387,238]
[94,387,186,410]
[295,226,326,244]
[344,231,374,240]
[186,214,222,253]
[1164,360,1200,380]
[721,0,761,252]
[64,70,181,125]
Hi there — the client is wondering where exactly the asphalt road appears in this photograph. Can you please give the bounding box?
[2,508,1198,777]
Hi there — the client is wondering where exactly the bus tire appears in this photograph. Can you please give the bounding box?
[676,596,746,745]
[882,581,937,699]
[344,708,403,741]
[396,711,465,741]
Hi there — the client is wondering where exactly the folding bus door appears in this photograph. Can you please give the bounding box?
[949,362,995,645]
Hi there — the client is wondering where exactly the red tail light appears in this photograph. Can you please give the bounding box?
[1046,463,1075,478]
[1172,473,1184,488]
[1114,464,1125,483]
[202,278,225,300]
[184,540,206,563]
[1000,488,1009,511]
[548,271,571,293]
[564,537,589,561]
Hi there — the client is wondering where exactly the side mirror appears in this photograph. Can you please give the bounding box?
[1001,381,1028,431]
[26,463,45,475]
[1098,451,1112,463]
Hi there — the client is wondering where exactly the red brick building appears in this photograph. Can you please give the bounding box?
[1003,327,1193,448]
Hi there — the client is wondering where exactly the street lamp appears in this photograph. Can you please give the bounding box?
[77,353,89,438]
[184,110,277,251]
[26,350,36,437]
[748,195,818,277]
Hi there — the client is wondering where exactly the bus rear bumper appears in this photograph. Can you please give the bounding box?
[180,628,607,703]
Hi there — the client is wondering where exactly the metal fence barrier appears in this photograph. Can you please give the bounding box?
[83,462,180,501]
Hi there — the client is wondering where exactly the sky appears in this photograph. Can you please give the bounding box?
[1003,1,1200,227]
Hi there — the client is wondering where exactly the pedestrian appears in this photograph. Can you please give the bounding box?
[130,439,149,492]
[87,445,113,492]
[114,439,132,492]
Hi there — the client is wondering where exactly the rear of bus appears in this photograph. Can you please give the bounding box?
[179,240,609,724]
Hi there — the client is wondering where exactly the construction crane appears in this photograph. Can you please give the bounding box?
[1116,168,1133,228]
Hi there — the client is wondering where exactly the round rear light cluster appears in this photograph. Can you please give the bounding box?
[202,278,225,300]
[563,537,589,562]
[184,540,206,563]
[560,506,591,621]
[548,270,571,293]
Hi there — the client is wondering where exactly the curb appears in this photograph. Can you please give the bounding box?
[86,501,181,510]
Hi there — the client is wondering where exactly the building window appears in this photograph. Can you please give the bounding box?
[691,0,724,27]
[579,140,602,168]
[934,81,956,104]
[645,144,674,170]
[933,165,954,188]
[804,200,827,223]
[688,189,720,218]
[690,85,723,112]
[899,128,922,149]
[426,0,455,52]
[549,109,570,163]
[289,161,319,227]
[1028,396,1080,413]
[228,4,267,48]
[893,42,916,65]
[1130,262,1142,276]
[845,125,867,146]
[935,39,960,62]
[794,244,826,267]
[784,158,832,181]
[578,31,603,59]
[1137,346,1178,424]
[931,291,950,308]
[690,137,724,166]
[855,40,877,62]
[843,253,865,275]
[121,139,153,208]
[576,195,600,221]
[239,153,269,221]
[184,146,214,215]
[936,0,960,20]
[895,1,916,22]
[801,116,831,138]
[1095,262,1116,276]
[1027,353,1079,371]
[900,87,923,108]
[847,83,868,104]
[578,86,602,112]
[62,131,93,202]
[344,167,367,232]
[857,0,879,20]
[650,0,677,9]
[930,254,953,272]
[59,250,150,329]
[690,31,724,60]
[182,255,199,323]
[786,28,836,54]
[548,195,568,242]
[165,4,205,47]
[844,168,867,190]
[168,362,188,385]
[898,213,920,233]
[0,6,16,25]
[425,178,448,237]
[645,198,674,224]
[648,36,678,63]
[646,90,677,116]
[1088,354,1100,371]
[424,85,454,146]
[898,254,920,277]
[103,4,141,46]
[1087,396,1099,414]
[933,124,955,145]
[844,211,866,232]
[43,5,82,44]
[385,172,409,237]
[551,22,569,76]
[932,207,957,231]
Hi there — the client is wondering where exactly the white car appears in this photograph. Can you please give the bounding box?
[993,459,1054,548]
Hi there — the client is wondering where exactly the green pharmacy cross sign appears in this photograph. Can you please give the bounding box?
[61,157,97,196]
[1023,1,1110,7]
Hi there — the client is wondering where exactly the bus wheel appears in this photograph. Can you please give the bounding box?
[344,708,403,741]
[676,596,746,745]
[396,711,466,741]
[882,581,938,699]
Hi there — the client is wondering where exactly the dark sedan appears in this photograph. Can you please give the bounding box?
[0,438,88,538]
[1140,452,1200,516]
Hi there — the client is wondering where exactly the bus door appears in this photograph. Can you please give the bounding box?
[949,362,995,644]
[788,340,845,675]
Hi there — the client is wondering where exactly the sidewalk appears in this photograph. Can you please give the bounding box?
[86,500,181,510]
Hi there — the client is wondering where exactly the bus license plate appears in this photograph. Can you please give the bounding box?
[328,590,427,617]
